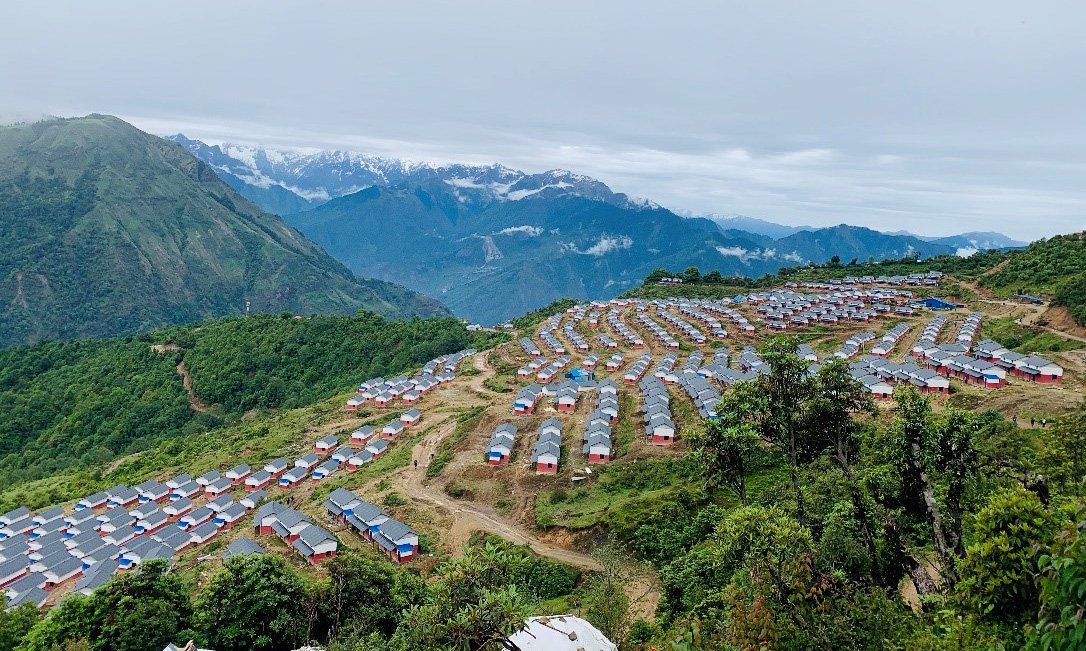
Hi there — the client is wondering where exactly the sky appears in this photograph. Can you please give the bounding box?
[2,1,1084,241]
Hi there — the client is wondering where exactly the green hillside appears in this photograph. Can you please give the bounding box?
[979,232,1086,324]
[0,311,499,493]
[0,115,447,347]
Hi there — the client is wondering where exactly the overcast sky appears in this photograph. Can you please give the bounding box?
[2,1,1083,240]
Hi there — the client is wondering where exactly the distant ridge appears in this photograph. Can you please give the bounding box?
[0,115,447,347]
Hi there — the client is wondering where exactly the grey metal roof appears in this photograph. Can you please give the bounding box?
[224,538,266,559]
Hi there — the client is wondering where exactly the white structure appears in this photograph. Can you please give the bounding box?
[508,615,617,651]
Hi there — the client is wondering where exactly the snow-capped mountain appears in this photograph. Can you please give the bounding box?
[167,135,651,214]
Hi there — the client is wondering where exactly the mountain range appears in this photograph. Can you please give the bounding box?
[172,136,1019,324]
[0,116,445,347]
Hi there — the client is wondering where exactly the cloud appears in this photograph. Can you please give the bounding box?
[716,246,806,264]
[563,235,634,256]
[494,225,543,237]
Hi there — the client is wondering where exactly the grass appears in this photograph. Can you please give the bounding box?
[483,377,513,393]
[426,405,488,479]
[982,316,1083,353]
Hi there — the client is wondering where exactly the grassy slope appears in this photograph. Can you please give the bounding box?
[0,115,446,347]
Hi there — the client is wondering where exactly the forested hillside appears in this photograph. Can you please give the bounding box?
[979,232,1086,324]
[0,311,499,490]
[0,115,447,347]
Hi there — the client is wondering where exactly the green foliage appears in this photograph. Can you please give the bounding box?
[1038,408,1086,496]
[958,487,1059,621]
[509,298,578,331]
[319,551,426,640]
[194,554,312,651]
[0,600,41,651]
[982,316,1082,353]
[0,311,483,497]
[1031,514,1086,650]
[0,115,446,348]
[22,559,193,651]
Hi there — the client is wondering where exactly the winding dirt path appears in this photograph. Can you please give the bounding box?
[389,352,603,571]
[151,343,210,413]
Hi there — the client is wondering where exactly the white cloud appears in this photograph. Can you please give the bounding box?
[715,246,806,264]
[494,225,543,237]
[563,235,633,256]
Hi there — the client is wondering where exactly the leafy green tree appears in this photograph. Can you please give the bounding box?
[582,542,651,648]
[1039,406,1086,496]
[194,553,312,651]
[0,599,41,651]
[391,542,534,650]
[682,266,702,284]
[688,381,766,505]
[959,487,1058,621]
[644,268,671,285]
[703,270,723,284]
[759,337,815,525]
[319,551,425,640]
[1031,514,1086,650]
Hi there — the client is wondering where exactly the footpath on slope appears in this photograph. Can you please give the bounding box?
[388,354,603,571]
[151,343,211,413]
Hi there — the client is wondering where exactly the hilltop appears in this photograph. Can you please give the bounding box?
[0,116,447,347]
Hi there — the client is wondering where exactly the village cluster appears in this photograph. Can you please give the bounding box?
[0,350,476,610]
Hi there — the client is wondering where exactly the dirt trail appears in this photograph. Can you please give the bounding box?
[389,352,603,571]
[151,344,211,413]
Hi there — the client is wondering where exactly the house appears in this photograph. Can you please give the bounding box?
[0,557,29,589]
[168,481,199,501]
[240,490,268,510]
[165,474,192,490]
[344,501,390,540]
[106,486,139,508]
[331,447,356,465]
[583,430,613,464]
[401,389,421,405]
[351,426,375,444]
[487,423,517,465]
[117,539,172,569]
[264,458,289,477]
[291,524,338,564]
[279,467,309,487]
[244,470,273,491]
[345,394,368,411]
[135,509,169,535]
[400,408,422,427]
[204,476,233,497]
[135,481,170,503]
[223,538,266,560]
[206,494,234,513]
[312,459,341,481]
[213,503,248,529]
[295,453,319,470]
[315,435,338,454]
[162,498,193,520]
[195,471,222,488]
[187,521,220,548]
[531,434,561,475]
[374,519,418,563]
[179,506,214,531]
[382,420,406,439]
[1014,355,1064,384]
[556,388,578,413]
[366,439,389,458]
[75,559,118,596]
[347,450,374,470]
[74,492,109,512]
[324,488,364,522]
[648,418,676,446]
[225,464,251,484]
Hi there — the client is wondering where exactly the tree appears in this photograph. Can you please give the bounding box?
[1039,406,1086,496]
[0,599,41,651]
[759,337,814,526]
[958,487,1058,621]
[703,270,723,284]
[893,387,956,584]
[682,266,701,284]
[1031,513,1086,650]
[582,542,653,648]
[319,551,425,640]
[688,381,766,505]
[644,268,671,285]
[194,553,312,651]
[392,542,534,650]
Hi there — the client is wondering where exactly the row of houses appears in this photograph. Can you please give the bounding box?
[834,331,877,359]
[535,356,572,384]
[956,313,983,349]
[324,489,419,563]
[640,377,676,445]
[530,419,563,474]
[849,356,950,397]
[605,353,624,372]
[973,340,1064,384]
[254,502,337,564]
[872,323,911,356]
[487,423,518,465]
[692,299,755,333]
[912,315,949,356]
[622,353,654,385]
[652,303,709,344]
[634,311,681,349]
[538,315,567,355]
[562,323,590,352]
[517,355,550,379]
[668,301,730,339]
[514,384,544,415]
[678,372,722,421]
[521,337,542,357]
[654,351,680,384]
[605,309,645,347]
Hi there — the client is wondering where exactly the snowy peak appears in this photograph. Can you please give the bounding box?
[168,135,644,214]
